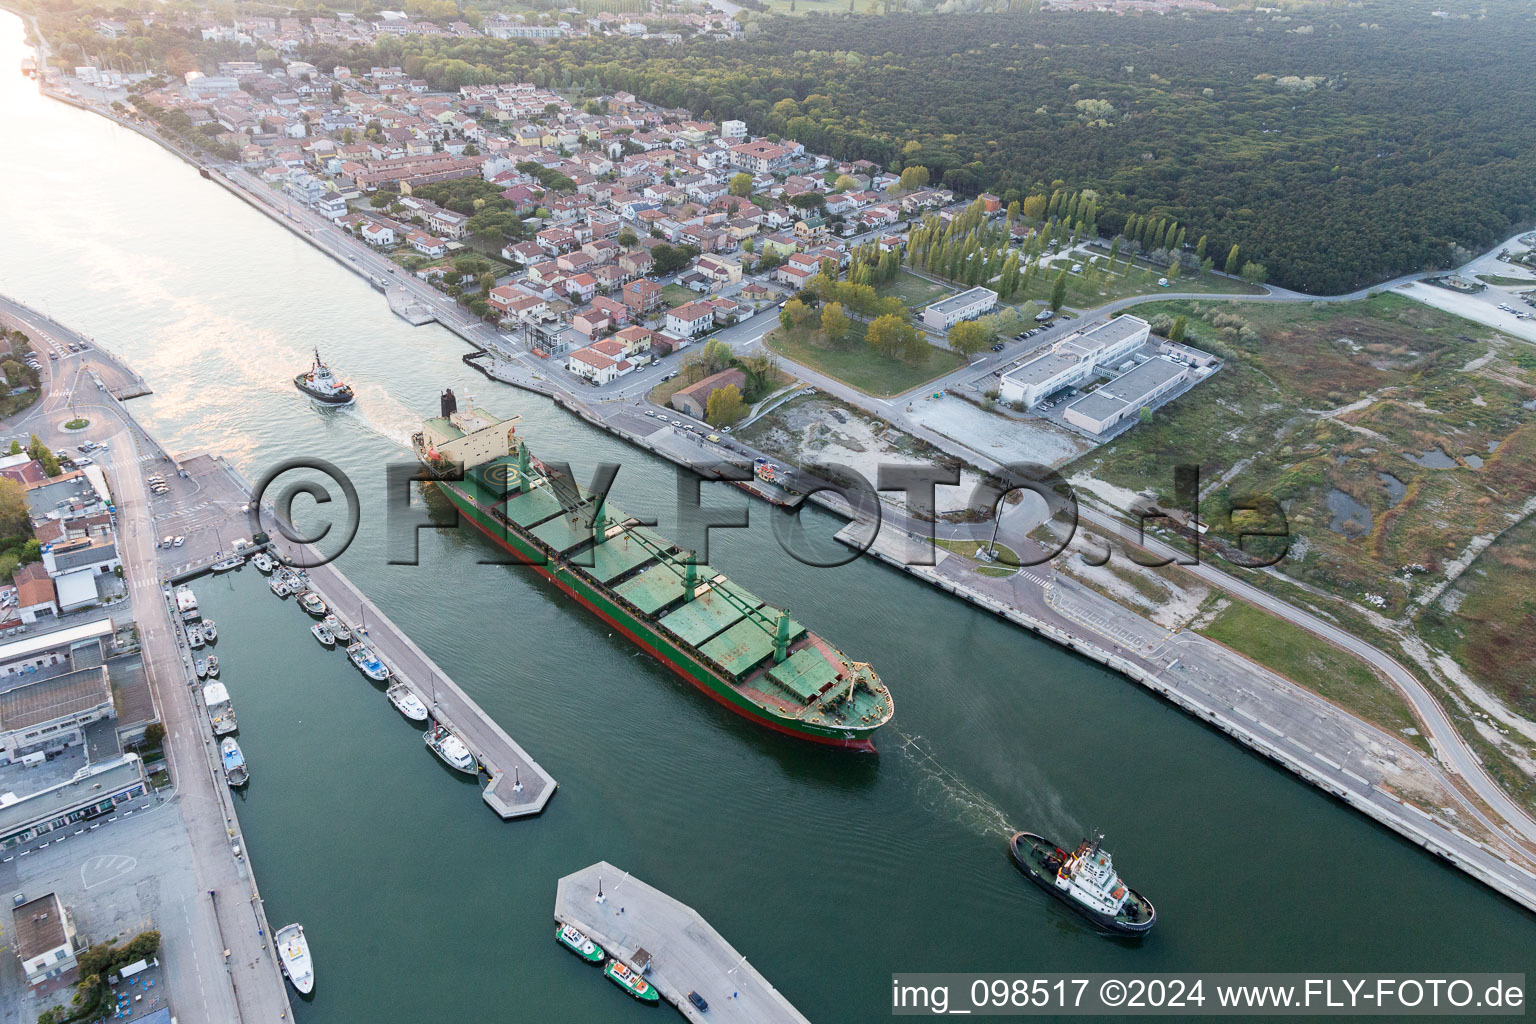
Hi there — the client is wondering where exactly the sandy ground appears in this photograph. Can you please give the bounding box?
[745,397,988,514]
[905,396,1095,470]
[1394,232,1536,341]
[1055,537,1212,630]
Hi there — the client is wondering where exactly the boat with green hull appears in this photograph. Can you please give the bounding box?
[604,959,660,1004]
[555,923,605,964]
[412,390,894,750]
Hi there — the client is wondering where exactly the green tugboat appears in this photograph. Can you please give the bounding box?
[604,959,661,1004]
[555,923,605,964]
[413,391,895,750]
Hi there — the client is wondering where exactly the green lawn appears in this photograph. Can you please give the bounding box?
[766,324,965,397]
[877,269,952,308]
[1008,261,1261,310]
[662,284,696,308]
[1198,599,1426,749]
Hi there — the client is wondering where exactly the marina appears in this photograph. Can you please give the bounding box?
[554,861,812,1024]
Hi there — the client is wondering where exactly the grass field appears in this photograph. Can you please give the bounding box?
[1010,261,1262,309]
[661,284,696,308]
[766,324,965,396]
[877,269,952,308]
[1475,274,1536,288]
[1199,600,1427,749]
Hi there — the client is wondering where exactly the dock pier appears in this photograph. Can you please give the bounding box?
[281,553,557,819]
[554,861,810,1024]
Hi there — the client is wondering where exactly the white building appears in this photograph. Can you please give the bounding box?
[720,119,747,141]
[1061,356,1190,435]
[921,286,998,331]
[665,301,716,338]
[999,315,1151,408]
[11,894,77,987]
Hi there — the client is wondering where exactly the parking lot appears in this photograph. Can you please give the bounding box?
[148,454,255,581]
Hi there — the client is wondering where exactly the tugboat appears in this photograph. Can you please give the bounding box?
[604,959,660,1004]
[293,349,355,406]
[555,923,605,964]
[424,723,477,774]
[1009,832,1156,936]
[274,923,315,994]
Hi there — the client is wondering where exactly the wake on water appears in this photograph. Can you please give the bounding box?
[893,729,1082,841]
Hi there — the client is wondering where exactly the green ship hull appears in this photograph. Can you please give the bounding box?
[414,396,894,750]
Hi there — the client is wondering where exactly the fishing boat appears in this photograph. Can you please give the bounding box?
[174,585,200,622]
[311,622,335,647]
[205,655,220,678]
[204,682,237,736]
[188,624,205,650]
[269,575,292,598]
[424,723,477,774]
[220,737,249,787]
[555,923,605,964]
[1009,832,1156,936]
[322,614,351,643]
[386,682,429,722]
[346,642,390,682]
[202,619,218,643]
[297,591,328,618]
[274,923,315,994]
[195,658,209,679]
[211,555,243,573]
[251,552,275,574]
[604,959,660,1004]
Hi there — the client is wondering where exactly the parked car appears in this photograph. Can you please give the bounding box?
[173,536,185,547]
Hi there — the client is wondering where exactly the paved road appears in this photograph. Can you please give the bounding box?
[0,297,294,1024]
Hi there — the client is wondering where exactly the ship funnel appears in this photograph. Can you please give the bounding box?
[440,388,458,418]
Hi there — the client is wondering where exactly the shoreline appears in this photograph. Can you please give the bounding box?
[17,60,1536,917]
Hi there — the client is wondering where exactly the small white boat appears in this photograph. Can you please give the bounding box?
[274,923,314,994]
[205,655,219,678]
[195,658,209,679]
[211,555,243,573]
[251,552,275,574]
[346,642,390,682]
[175,585,199,622]
[322,614,351,643]
[311,622,335,647]
[424,723,477,774]
[204,682,237,736]
[269,575,292,598]
[220,737,249,787]
[202,619,218,643]
[386,682,429,722]
[188,624,205,649]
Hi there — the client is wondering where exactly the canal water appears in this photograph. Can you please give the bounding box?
[0,16,1529,1021]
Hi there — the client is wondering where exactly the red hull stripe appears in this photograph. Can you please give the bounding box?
[452,495,878,753]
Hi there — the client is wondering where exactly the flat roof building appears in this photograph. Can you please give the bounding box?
[11,893,77,987]
[0,753,148,851]
[999,315,1151,408]
[1061,356,1190,436]
[0,665,113,763]
[922,286,998,331]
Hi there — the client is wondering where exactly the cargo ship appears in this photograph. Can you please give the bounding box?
[412,390,894,750]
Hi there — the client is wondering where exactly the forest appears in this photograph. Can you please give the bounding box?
[299,1,1536,292]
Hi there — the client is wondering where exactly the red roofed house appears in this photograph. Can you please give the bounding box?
[665,300,717,338]
[623,279,663,315]
[13,562,57,624]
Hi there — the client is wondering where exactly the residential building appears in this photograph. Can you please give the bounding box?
[13,563,56,624]
[665,301,717,338]
[671,368,746,418]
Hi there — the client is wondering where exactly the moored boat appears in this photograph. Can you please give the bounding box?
[206,655,220,678]
[202,619,218,642]
[311,622,335,647]
[211,555,243,573]
[412,391,893,751]
[269,575,292,598]
[195,658,208,679]
[424,723,476,774]
[386,682,429,722]
[203,682,237,736]
[297,591,328,618]
[604,959,660,1004]
[293,349,355,406]
[1009,832,1156,936]
[188,624,205,650]
[220,736,249,787]
[346,642,390,682]
[274,923,314,994]
[322,614,351,643]
[174,585,200,622]
[251,552,275,574]
[555,923,605,964]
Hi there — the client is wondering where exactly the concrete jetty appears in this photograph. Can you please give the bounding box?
[285,555,557,819]
[554,861,810,1024]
